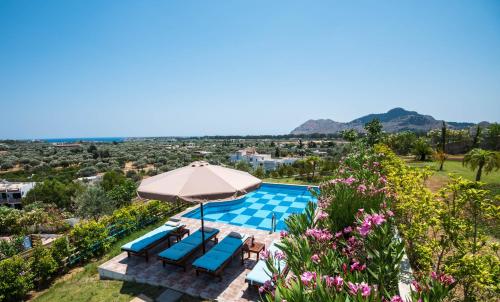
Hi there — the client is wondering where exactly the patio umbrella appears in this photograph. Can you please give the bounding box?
[137,161,261,253]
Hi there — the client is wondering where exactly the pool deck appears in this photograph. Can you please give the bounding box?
[98,207,280,302]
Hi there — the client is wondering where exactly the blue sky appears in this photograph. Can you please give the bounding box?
[1,0,499,139]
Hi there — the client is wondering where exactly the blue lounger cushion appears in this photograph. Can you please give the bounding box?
[121,224,180,253]
[246,241,287,286]
[192,234,248,272]
[158,242,198,261]
[158,228,220,261]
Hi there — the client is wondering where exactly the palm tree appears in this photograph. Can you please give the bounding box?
[305,156,322,180]
[462,148,500,181]
[433,150,448,171]
[412,138,433,161]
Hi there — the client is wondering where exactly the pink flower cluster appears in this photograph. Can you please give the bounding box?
[357,212,386,237]
[431,271,455,286]
[347,281,372,297]
[329,176,357,186]
[350,260,366,272]
[259,249,271,261]
[300,271,317,286]
[323,275,344,290]
[317,210,328,220]
[258,280,273,294]
[310,254,320,264]
[305,228,333,242]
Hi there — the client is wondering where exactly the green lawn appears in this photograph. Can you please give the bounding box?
[30,219,202,302]
[263,177,319,186]
[407,160,500,195]
[408,159,500,184]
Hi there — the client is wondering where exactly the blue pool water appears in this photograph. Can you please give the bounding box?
[182,183,317,232]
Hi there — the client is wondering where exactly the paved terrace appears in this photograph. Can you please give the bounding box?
[99,207,280,302]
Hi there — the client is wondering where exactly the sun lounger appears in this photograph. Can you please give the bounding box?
[245,241,289,288]
[121,220,185,262]
[192,232,248,280]
[157,227,219,271]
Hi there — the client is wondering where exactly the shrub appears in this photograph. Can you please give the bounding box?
[317,144,389,231]
[50,236,71,267]
[0,236,25,261]
[0,256,33,302]
[74,185,114,219]
[69,220,109,261]
[376,144,500,301]
[30,246,58,288]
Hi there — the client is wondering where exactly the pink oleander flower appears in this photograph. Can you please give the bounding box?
[370,213,385,225]
[280,230,289,238]
[335,231,343,238]
[260,249,271,260]
[350,261,360,272]
[333,276,343,288]
[373,161,380,167]
[332,242,337,250]
[431,272,455,285]
[357,184,367,193]
[379,176,387,184]
[386,210,394,217]
[274,251,285,260]
[310,254,320,264]
[301,271,316,286]
[360,282,371,297]
[411,280,422,292]
[347,282,359,295]
[343,176,356,185]
[342,263,348,275]
[343,226,353,234]
[391,295,404,302]
[317,211,328,220]
[324,276,334,287]
[305,228,333,242]
[358,219,372,237]
[430,271,438,279]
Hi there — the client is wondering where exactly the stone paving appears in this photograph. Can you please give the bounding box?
[99,207,280,302]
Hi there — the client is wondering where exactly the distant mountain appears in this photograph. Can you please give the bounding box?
[291,108,476,135]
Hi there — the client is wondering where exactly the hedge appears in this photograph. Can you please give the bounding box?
[0,200,184,302]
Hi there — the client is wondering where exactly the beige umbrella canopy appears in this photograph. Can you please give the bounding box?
[137,161,261,202]
[137,161,262,253]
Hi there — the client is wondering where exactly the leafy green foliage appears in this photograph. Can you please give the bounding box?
[30,246,58,288]
[0,256,33,302]
[74,185,114,219]
[24,179,82,209]
[378,144,500,301]
[364,119,384,146]
[463,148,500,181]
[69,220,110,260]
[412,137,433,161]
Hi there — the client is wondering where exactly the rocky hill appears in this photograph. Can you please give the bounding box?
[291,108,476,134]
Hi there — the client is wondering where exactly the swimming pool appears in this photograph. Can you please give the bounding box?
[182,183,317,232]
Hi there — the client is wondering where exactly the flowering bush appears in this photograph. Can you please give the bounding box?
[259,143,460,302]
[260,200,408,301]
[317,143,391,231]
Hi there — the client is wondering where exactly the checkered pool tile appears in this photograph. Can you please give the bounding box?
[182,183,317,232]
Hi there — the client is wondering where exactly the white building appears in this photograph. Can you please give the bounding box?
[0,181,36,208]
[230,148,298,171]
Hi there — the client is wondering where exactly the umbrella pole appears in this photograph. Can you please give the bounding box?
[200,201,205,254]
